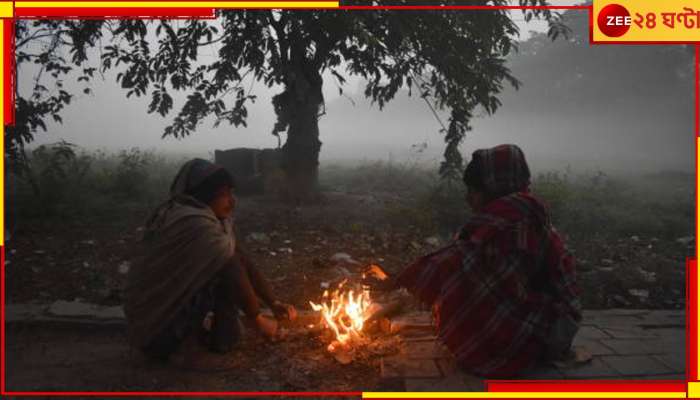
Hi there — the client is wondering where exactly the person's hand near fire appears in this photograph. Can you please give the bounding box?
[272,300,298,321]
[362,264,398,292]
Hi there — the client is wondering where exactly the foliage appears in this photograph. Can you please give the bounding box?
[7,145,180,222]
[7,20,104,176]
[320,161,694,242]
[8,2,570,182]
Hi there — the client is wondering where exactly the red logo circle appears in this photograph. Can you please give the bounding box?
[597,4,631,37]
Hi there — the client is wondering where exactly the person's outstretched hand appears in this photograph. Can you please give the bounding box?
[365,264,390,281]
[362,264,396,291]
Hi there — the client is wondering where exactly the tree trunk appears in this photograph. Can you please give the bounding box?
[280,67,323,203]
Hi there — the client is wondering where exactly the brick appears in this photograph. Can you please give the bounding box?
[587,309,650,317]
[404,374,475,392]
[603,327,659,339]
[653,354,686,373]
[520,366,565,379]
[637,374,687,380]
[578,326,612,340]
[558,358,620,378]
[653,339,686,355]
[601,339,666,355]
[376,377,406,391]
[602,355,674,376]
[381,356,442,379]
[583,315,643,327]
[435,357,458,376]
[643,329,685,343]
[461,373,486,391]
[572,338,616,356]
[403,335,439,343]
[403,340,451,359]
[638,311,685,327]
[644,310,686,320]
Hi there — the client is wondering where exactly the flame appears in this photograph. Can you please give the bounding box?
[309,279,372,350]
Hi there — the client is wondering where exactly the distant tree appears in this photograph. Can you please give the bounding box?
[7,2,569,199]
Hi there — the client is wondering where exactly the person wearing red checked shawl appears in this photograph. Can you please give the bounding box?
[366,144,581,378]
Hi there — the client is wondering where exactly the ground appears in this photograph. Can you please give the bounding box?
[4,172,694,392]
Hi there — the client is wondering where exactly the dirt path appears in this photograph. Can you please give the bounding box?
[6,320,377,393]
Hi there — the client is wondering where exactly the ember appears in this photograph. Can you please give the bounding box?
[309,279,373,352]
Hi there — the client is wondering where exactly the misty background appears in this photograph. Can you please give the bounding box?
[20,2,696,175]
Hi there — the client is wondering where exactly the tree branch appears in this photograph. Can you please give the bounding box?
[268,10,289,64]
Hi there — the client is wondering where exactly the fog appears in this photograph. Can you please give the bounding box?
[21,3,696,176]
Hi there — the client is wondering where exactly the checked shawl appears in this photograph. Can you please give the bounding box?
[397,192,581,377]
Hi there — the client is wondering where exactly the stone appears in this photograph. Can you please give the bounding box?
[118,261,130,275]
[676,236,694,246]
[6,303,47,321]
[638,268,657,283]
[330,252,360,265]
[424,237,440,247]
[247,232,271,245]
[93,306,125,320]
[628,289,649,300]
[48,300,97,318]
[47,300,126,321]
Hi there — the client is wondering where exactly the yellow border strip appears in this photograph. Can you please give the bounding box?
[362,392,687,399]
[15,1,339,8]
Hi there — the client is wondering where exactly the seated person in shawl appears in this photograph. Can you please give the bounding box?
[125,158,297,370]
[366,144,581,378]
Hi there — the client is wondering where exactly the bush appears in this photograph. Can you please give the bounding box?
[7,145,183,223]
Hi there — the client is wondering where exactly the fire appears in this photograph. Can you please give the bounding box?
[309,279,372,351]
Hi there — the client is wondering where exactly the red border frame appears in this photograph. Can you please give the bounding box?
[1,1,697,397]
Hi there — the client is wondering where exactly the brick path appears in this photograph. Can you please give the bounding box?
[378,309,686,391]
[6,302,686,392]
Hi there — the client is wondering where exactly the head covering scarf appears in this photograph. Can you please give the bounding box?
[124,159,236,348]
[397,145,580,378]
[464,144,531,198]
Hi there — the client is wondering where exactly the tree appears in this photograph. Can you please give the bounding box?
[8,2,569,200]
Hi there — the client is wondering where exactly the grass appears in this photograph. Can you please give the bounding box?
[7,144,187,231]
[7,145,694,246]
[319,160,694,243]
